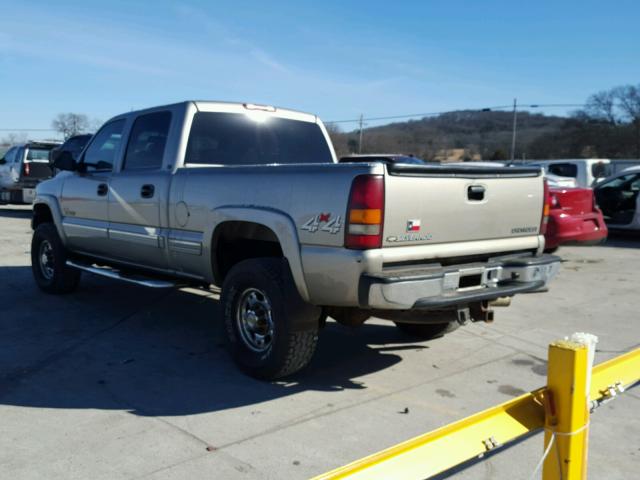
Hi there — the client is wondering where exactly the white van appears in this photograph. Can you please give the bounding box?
[527,159,612,187]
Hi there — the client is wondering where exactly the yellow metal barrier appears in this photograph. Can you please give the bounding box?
[313,342,640,480]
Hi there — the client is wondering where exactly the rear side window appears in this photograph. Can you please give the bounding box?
[548,163,578,178]
[185,112,333,165]
[591,162,611,179]
[82,119,126,172]
[13,147,24,164]
[2,147,15,164]
[124,111,171,170]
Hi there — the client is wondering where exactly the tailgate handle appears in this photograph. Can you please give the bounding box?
[468,185,485,201]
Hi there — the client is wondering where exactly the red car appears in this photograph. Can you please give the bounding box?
[545,186,608,252]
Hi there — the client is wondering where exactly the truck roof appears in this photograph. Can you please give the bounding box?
[112,100,319,124]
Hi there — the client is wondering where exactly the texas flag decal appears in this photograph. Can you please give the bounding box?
[407,219,421,232]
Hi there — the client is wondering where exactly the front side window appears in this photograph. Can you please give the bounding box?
[82,120,126,172]
[123,111,171,170]
[185,112,333,165]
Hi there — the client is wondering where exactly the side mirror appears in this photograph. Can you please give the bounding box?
[0,157,6,165]
[52,151,77,171]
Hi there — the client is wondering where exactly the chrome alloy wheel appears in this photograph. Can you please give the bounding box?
[236,288,275,352]
[39,239,55,280]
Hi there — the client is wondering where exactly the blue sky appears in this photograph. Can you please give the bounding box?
[1,0,639,138]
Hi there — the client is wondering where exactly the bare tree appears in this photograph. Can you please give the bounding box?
[586,90,618,124]
[1,132,29,146]
[613,85,640,122]
[613,85,640,157]
[52,113,90,140]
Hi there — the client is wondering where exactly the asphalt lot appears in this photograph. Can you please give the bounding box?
[1,204,638,480]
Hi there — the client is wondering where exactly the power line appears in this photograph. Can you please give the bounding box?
[0,103,590,131]
[325,103,587,125]
[0,128,57,132]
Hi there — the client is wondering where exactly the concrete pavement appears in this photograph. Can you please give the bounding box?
[1,204,638,479]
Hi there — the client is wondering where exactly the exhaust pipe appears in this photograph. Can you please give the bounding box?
[489,296,512,307]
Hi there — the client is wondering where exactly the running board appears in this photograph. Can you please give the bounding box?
[66,260,177,288]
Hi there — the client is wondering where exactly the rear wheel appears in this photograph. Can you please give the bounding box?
[394,321,459,339]
[221,258,321,380]
[31,223,81,294]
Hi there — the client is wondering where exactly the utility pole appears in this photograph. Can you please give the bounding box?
[510,98,518,162]
[358,113,364,154]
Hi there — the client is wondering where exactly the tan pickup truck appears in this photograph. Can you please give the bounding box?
[31,101,560,379]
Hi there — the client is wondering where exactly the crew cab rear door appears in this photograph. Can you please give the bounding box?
[107,110,173,269]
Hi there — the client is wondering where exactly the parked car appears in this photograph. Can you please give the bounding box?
[527,159,612,187]
[33,100,560,379]
[544,187,608,252]
[0,141,60,204]
[594,166,640,231]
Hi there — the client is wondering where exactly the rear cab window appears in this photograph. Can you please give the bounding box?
[185,112,333,165]
[26,148,53,162]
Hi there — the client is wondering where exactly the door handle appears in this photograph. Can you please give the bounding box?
[97,183,108,196]
[141,184,155,199]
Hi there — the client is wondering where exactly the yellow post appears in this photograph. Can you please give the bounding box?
[542,340,590,480]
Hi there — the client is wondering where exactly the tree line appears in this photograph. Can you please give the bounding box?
[328,83,640,160]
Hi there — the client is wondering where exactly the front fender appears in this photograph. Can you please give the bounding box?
[33,194,67,245]
[204,206,310,302]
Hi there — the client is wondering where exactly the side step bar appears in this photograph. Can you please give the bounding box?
[66,260,177,288]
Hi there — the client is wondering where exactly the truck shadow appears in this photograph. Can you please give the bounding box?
[602,231,640,249]
[0,206,32,219]
[0,266,427,417]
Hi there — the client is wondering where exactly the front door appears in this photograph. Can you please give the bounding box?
[107,111,172,269]
[60,119,126,255]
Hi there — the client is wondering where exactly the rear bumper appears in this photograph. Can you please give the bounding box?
[545,210,608,249]
[360,254,561,310]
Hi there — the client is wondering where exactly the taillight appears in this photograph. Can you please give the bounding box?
[24,163,31,176]
[345,175,384,249]
[540,179,550,235]
[550,192,560,209]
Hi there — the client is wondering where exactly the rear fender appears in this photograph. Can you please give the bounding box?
[204,206,310,302]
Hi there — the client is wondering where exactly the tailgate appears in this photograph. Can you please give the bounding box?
[22,161,52,181]
[383,164,544,246]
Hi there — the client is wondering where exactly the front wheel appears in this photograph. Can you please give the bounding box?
[221,258,321,380]
[394,321,459,339]
[31,223,81,294]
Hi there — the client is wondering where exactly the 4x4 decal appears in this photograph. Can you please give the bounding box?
[301,213,342,234]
